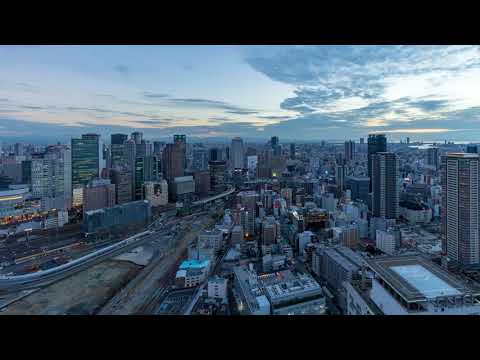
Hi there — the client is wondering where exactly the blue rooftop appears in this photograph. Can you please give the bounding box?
[180,259,210,270]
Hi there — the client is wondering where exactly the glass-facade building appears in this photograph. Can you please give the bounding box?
[71,134,100,190]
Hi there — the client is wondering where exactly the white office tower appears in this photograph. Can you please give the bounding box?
[441,153,480,267]
[31,145,72,211]
[231,137,244,169]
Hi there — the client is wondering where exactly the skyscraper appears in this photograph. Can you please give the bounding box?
[231,137,244,169]
[110,134,127,170]
[368,134,387,192]
[163,143,184,200]
[336,164,346,191]
[71,134,100,191]
[426,147,439,170]
[192,148,209,171]
[109,167,133,205]
[290,143,296,160]
[441,153,480,266]
[31,145,72,210]
[344,140,355,162]
[209,148,223,162]
[131,131,143,144]
[174,134,187,170]
[371,152,398,220]
[209,160,226,193]
[111,133,128,145]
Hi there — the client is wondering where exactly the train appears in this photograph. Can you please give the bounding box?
[0,230,153,282]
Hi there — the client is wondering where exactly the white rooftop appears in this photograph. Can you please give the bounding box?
[390,265,462,299]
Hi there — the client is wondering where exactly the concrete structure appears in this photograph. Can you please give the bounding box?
[194,171,210,197]
[372,152,399,219]
[0,186,30,218]
[340,224,360,249]
[144,180,168,207]
[208,276,228,300]
[344,140,355,162]
[367,255,480,315]
[198,228,224,252]
[83,178,116,212]
[82,200,151,234]
[441,153,480,267]
[31,145,72,211]
[376,229,397,255]
[176,259,210,288]
[346,176,369,203]
[368,133,387,192]
[209,160,226,193]
[173,176,195,203]
[162,143,184,200]
[109,167,133,204]
[231,225,244,245]
[231,137,244,169]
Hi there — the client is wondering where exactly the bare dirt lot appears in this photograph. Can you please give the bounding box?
[1,260,141,315]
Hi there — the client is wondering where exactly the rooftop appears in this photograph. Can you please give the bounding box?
[179,259,210,270]
[367,255,475,303]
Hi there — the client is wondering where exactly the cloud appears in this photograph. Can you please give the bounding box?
[113,64,130,74]
[143,91,170,99]
[225,110,259,115]
[244,45,480,138]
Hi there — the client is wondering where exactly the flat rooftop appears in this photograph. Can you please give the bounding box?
[367,255,474,303]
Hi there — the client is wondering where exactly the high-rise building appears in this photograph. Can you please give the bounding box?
[134,156,159,200]
[290,143,296,160]
[371,152,398,220]
[344,140,355,162]
[83,178,116,212]
[271,136,281,156]
[368,134,387,192]
[466,144,478,154]
[441,153,480,266]
[426,147,439,170]
[346,176,370,203]
[360,137,364,145]
[31,145,72,211]
[163,143,184,200]
[231,137,244,169]
[336,164,346,192]
[192,148,209,171]
[71,134,100,191]
[153,141,165,155]
[111,133,128,145]
[131,131,143,144]
[110,134,127,170]
[109,167,133,205]
[14,143,24,157]
[209,148,223,162]
[174,135,187,169]
[209,160,226,193]
[194,171,210,197]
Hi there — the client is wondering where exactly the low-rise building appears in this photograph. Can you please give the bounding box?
[366,255,480,315]
[208,276,228,300]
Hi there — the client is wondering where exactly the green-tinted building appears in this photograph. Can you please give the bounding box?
[134,156,159,200]
[71,134,100,190]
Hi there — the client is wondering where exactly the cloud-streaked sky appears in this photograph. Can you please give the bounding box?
[1,45,480,141]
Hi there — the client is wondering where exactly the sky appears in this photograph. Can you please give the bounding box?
[1,45,480,142]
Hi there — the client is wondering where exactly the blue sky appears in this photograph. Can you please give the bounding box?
[1,45,480,142]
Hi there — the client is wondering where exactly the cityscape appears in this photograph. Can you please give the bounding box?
[1,45,480,315]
